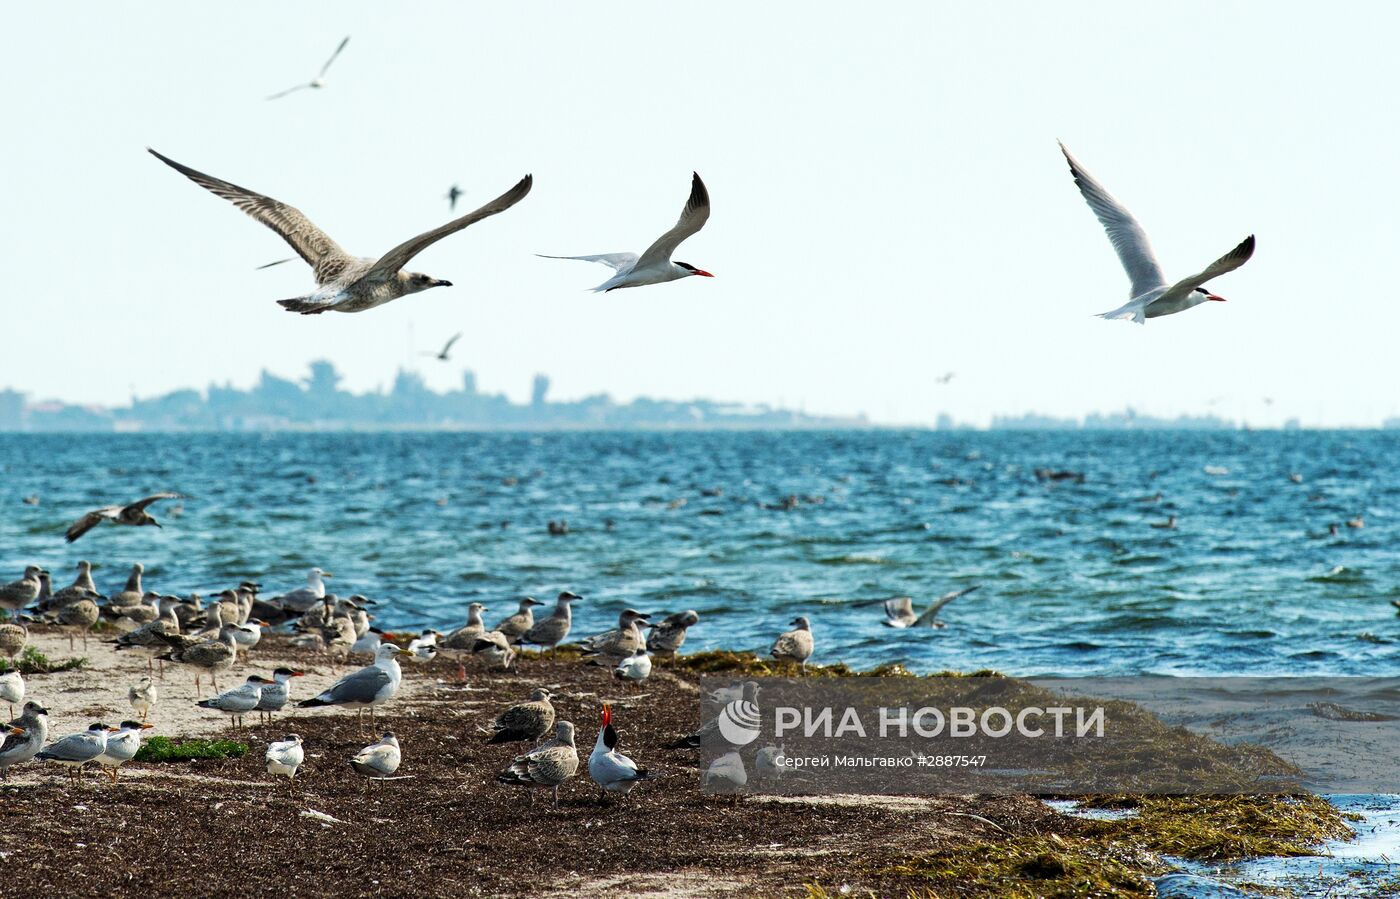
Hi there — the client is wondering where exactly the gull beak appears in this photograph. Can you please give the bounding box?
[396,649,416,658]
[1206,293,1226,302]
[322,573,334,579]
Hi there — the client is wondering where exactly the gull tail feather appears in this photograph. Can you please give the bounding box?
[277,298,334,315]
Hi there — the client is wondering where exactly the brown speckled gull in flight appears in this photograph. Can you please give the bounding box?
[148,149,532,315]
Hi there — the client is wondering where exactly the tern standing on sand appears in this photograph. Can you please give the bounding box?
[96,720,153,782]
[1059,142,1255,324]
[588,705,650,801]
[37,723,114,784]
[266,733,305,785]
[197,675,271,729]
[149,149,532,315]
[256,667,305,724]
[541,173,713,291]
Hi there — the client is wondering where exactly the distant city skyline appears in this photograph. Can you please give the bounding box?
[4,3,1400,427]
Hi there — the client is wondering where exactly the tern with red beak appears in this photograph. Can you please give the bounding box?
[588,704,651,802]
[1059,142,1254,324]
[540,172,713,291]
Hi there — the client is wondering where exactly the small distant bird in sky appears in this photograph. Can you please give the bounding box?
[935,372,955,385]
[445,184,463,211]
[149,149,532,315]
[256,258,293,270]
[65,492,183,543]
[422,332,462,362]
[540,172,713,292]
[1059,142,1254,324]
[266,36,350,101]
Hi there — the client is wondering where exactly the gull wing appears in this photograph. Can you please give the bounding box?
[536,252,639,272]
[1059,143,1167,299]
[1163,235,1256,297]
[148,149,355,284]
[440,332,463,356]
[362,174,533,281]
[912,586,980,628]
[319,36,350,79]
[635,172,711,270]
[323,665,391,704]
[126,492,183,514]
[65,507,121,543]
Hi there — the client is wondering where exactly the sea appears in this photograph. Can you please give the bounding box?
[5,429,1400,895]
[3,429,1395,679]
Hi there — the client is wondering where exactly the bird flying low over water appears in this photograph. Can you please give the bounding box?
[266,36,349,100]
[868,586,980,628]
[65,492,183,543]
[148,149,532,315]
[1059,142,1254,324]
[540,172,713,291]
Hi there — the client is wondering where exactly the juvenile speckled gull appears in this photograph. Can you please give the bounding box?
[64,492,182,542]
[487,687,555,744]
[0,702,49,779]
[497,721,579,806]
[1059,141,1255,324]
[521,592,581,656]
[148,149,532,315]
[770,616,814,671]
[646,610,699,656]
[493,597,544,645]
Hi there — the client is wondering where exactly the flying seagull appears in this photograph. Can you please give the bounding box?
[934,372,955,385]
[540,172,713,291]
[861,586,980,628]
[422,332,462,362]
[1059,142,1255,324]
[149,149,532,315]
[65,492,183,543]
[266,36,350,100]
[445,184,463,211]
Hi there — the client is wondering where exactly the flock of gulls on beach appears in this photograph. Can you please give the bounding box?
[0,557,846,804]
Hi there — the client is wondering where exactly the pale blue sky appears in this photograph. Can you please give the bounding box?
[2,2,1397,426]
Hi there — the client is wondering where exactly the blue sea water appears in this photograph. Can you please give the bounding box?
[2,429,1396,678]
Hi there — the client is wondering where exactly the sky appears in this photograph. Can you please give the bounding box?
[3,2,1398,427]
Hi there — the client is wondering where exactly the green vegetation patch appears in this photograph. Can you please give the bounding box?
[135,736,249,762]
[0,646,89,675]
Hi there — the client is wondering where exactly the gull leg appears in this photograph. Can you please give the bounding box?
[158,658,165,679]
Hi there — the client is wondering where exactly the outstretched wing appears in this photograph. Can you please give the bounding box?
[1164,235,1256,295]
[1059,143,1166,299]
[441,332,462,355]
[148,149,354,284]
[319,36,350,79]
[635,172,711,270]
[362,174,533,280]
[536,253,639,272]
[265,82,312,101]
[127,492,183,513]
[66,507,120,543]
[913,586,979,628]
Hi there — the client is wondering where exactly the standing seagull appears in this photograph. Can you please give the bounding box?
[266,36,350,100]
[422,332,463,362]
[350,732,402,791]
[540,172,713,292]
[0,670,23,719]
[770,616,814,672]
[65,493,183,542]
[1059,142,1255,324]
[148,149,533,315]
[266,733,305,787]
[298,643,414,730]
[496,721,579,807]
[494,597,545,646]
[521,592,582,656]
[486,687,555,745]
[0,702,48,779]
[0,566,43,613]
[646,610,699,656]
